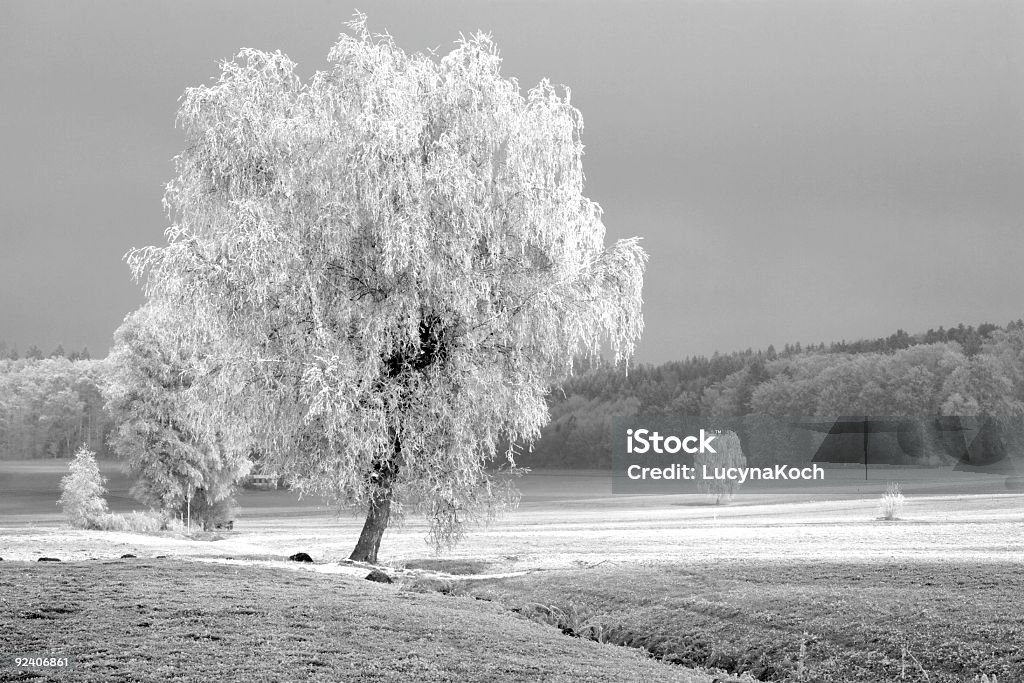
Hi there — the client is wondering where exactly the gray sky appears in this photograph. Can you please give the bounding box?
[1,0,1021,363]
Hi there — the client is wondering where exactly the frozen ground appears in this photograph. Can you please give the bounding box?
[3,467,1019,683]
[2,477,1021,577]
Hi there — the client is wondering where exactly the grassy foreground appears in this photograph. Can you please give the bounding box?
[4,557,1017,683]
[0,559,712,683]
[467,560,1022,682]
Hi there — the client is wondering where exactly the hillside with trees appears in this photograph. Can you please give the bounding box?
[518,320,1024,468]
[3,320,1022,470]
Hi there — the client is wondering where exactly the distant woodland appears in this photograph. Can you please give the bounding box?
[0,343,112,459]
[516,321,1024,468]
[2,321,1023,465]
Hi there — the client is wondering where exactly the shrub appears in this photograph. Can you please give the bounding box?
[87,510,170,533]
[57,446,109,528]
[877,482,905,520]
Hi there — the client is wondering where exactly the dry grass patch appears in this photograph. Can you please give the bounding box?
[0,558,713,682]
[466,560,1022,682]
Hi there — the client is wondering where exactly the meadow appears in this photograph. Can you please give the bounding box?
[1,461,1021,681]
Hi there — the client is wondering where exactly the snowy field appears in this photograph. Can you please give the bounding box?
[1,464,1021,571]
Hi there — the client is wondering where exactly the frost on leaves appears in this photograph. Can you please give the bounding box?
[129,15,646,553]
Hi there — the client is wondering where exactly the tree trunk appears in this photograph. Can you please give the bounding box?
[348,484,393,564]
[349,443,401,564]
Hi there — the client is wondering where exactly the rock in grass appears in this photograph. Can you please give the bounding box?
[38,557,61,562]
[288,552,313,563]
[365,569,393,584]
[121,554,137,559]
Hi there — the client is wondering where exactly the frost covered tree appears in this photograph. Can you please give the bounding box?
[694,430,746,504]
[104,303,250,529]
[128,15,646,562]
[58,446,108,528]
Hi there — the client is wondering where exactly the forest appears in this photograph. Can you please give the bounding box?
[2,320,1023,467]
[517,320,1024,468]
[0,349,112,460]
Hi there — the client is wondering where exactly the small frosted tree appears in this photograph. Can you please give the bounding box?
[694,430,746,504]
[128,14,646,562]
[104,303,250,530]
[58,446,108,528]
[877,481,905,520]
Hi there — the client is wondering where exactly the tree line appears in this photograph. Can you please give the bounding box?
[5,320,1021,470]
[0,340,92,361]
[0,356,112,460]
[518,321,1024,468]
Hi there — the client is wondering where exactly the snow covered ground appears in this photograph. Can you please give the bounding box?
[2,488,1021,574]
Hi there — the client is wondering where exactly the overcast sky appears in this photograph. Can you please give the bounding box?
[1,0,1021,363]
